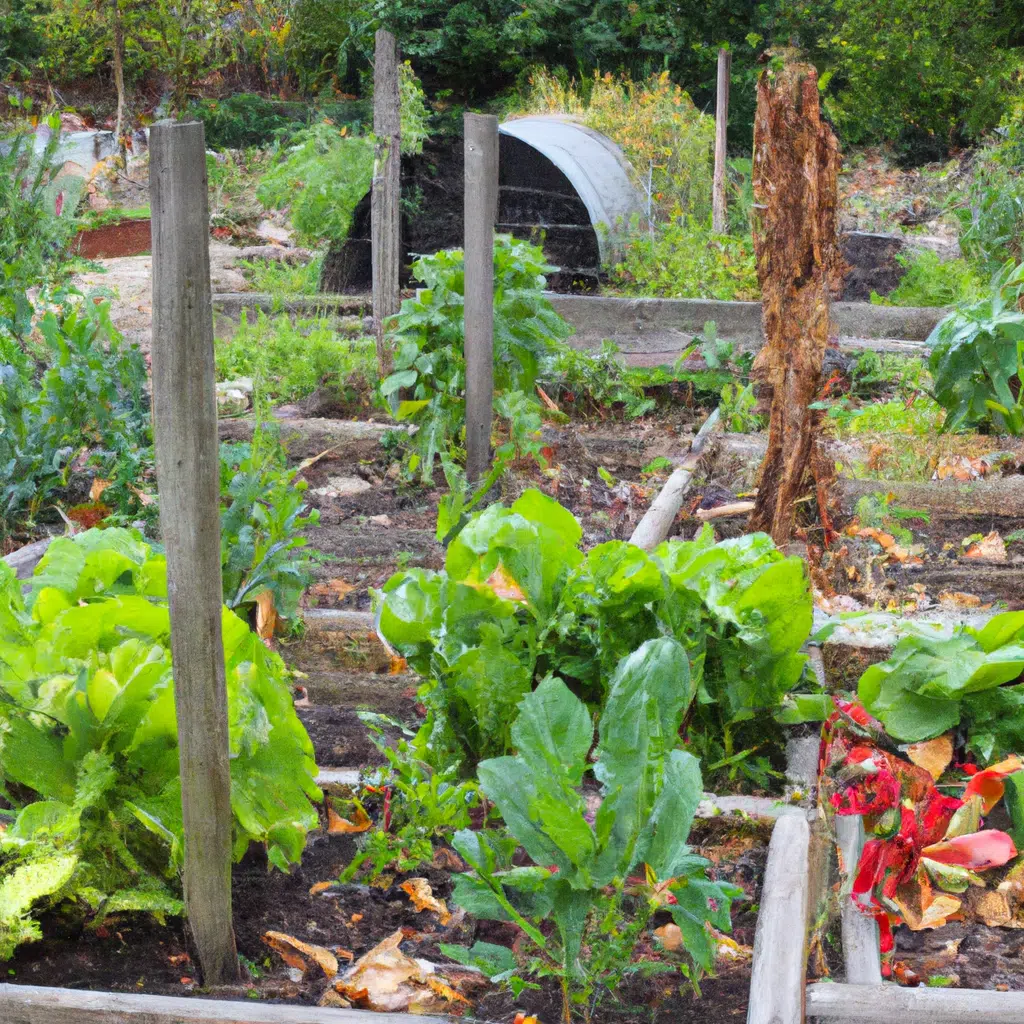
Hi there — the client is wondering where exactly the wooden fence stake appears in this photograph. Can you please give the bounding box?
[371,28,401,377]
[712,47,731,235]
[150,119,239,986]
[463,112,499,484]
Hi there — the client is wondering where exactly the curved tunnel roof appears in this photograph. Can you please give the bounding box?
[498,115,645,262]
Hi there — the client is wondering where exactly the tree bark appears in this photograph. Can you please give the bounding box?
[111,0,126,163]
[748,55,844,545]
[371,29,401,378]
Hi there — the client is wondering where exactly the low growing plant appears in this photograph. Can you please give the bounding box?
[0,529,321,957]
[375,490,821,788]
[856,610,1024,763]
[444,653,741,1018]
[871,250,984,308]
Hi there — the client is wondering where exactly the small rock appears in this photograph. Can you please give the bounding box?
[314,476,372,497]
[369,514,392,527]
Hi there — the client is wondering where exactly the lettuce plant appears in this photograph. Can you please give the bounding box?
[375,489,817,785]
[858,610,1024,761]
[445,644,740,1015]
[0,529,321,958]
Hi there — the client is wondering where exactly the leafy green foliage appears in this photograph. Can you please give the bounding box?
[215,311,376,406]
[192,92,295,149]
[0,529,320,957]
[257,124,375,246]
[608,217,759,301]
[381,236,570,483]
[1,300,149,540]
[376,490,816,787]
[719,382,764,433]
[219,437,321,623]
[954,157,1024,275]
[926,262,1024,434]
[447,667,740,1013]
[1,113,81,337]
[871,251,984,309]
[857,611,1024,761]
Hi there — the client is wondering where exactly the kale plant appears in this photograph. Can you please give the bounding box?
[444,653,740,1017]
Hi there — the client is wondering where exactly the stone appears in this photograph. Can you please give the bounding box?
[313,476,372,497]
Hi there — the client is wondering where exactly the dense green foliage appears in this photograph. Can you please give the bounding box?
[927,261,1024,434]
[381,236,570,483]
[0,301,149,541]
[872,251,985,309]
[376,489,819,788]
[858,611,1024,762]
[446,662,740,1010]
[0,529,320,957]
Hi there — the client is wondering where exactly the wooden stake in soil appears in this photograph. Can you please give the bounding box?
[463,112,499,484]
[747,55,844,546]
[150,119,239,986]
[371,28,401,377]
[712,47,731,235]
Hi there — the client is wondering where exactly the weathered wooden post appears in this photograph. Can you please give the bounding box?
[371,28,401,377]
[712,47,731,235]
[463,112,499,484]
[150,119,239,986]
[747,54,844,545]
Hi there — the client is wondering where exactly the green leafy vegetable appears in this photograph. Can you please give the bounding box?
[0,529,321,957]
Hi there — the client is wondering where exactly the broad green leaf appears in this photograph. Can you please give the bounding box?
[510,674,593,786]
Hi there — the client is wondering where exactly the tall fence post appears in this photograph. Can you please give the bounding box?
[463,112,499,484]
[371,28,401,377]
[150,119,239,987]
[712,47,732,235]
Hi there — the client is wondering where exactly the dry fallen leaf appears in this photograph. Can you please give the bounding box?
[389,654,408,675]
[513,1014,540,1024]
[333,929,479,1013]
[255,590,278,640]
[964,530,1007,562]
[906,734,954,781]
[263,931,339,979]
[938,591,982,608]
[89,478,112,502]
[327,800,371,834]
[311,578,356,601]
[400,878,452,925]
[309,881,334,896]
[319,990,351,1008]
[653,923,682,951]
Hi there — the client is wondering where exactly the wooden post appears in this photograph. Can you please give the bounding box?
[150,119,239,987]
[747,53,844,545]
[712,47,731,235]
[463,112,498,484]
[371,28,401,377]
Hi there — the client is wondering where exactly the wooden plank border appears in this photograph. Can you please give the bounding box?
[0,985,458,1024]
[806,981,1024,1021]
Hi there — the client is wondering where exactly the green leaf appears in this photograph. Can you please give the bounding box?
[509,674,593,787]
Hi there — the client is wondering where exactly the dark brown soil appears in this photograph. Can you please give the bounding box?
[296,706,392,768]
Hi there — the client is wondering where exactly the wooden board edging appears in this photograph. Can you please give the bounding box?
[0,984,460,1024]
[806,981,1024,1021]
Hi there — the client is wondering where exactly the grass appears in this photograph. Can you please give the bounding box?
[215,310,376,406]
[238,254,324,295]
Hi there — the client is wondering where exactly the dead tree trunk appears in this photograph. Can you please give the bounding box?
[748,55,844,545]
[111,0,126,164]
[371,29,401,378]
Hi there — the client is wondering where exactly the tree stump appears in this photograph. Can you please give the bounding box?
[748,56,844,545]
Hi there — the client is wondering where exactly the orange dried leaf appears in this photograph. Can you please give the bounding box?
[514,1015,540,1024]
[89,478,112,502]
[263,931,339,979]
[255,590,278,640]
[964,531,1007,562]
[309,881,334,895]
[328,801,371,834]
[906,734,953,781]
[400,878,452,924]
[389,655,408,675]
[653,923,682,951]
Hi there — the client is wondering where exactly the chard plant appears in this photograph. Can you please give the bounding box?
[0,529,321,957]
[443,645,740,1020]
[375,489,821,787]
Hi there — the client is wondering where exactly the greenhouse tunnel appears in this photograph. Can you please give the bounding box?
[318,115,645,294]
